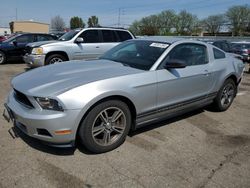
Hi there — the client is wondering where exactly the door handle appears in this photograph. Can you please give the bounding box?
[96,46,100,48]
[203,70,210,76]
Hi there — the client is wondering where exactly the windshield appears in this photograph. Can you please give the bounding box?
[58,30,80,41]
[2,34,19,43]
[100,40,169,70]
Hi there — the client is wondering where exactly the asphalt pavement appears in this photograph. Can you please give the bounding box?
[0,63,250,188]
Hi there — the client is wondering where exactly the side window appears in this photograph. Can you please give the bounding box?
[116,31,132,42]
[79,30,100,43]
[16,35,34,43]
[213,48,226,59]
[36,35,50,41]
[159,43,208,69]
[101,30,117,42]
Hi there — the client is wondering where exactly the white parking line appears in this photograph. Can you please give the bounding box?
[237,91,247,96]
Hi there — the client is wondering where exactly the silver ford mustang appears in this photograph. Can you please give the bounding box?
[4,38,245,153]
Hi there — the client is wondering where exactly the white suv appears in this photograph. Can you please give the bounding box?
[23,27,135,67]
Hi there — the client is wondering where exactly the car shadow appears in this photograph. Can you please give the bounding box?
[129,108,204,137]
[10,125,98,155]
[10,126,77,156]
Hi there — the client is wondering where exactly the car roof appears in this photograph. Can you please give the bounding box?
[134,36,185,44]
[134,36,209,45]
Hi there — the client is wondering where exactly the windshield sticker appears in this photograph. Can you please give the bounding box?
[150,43,169,48]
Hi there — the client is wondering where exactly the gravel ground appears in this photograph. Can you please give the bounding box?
[0,63,250,188]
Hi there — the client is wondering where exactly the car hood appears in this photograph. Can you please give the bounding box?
[12,59,143,96]
[26,40,60,48]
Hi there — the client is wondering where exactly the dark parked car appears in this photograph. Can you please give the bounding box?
[0,35,7,42]
[231,42,250,62]
[0,33,57,64]
[231,42,250,72]
[205,40,232,52]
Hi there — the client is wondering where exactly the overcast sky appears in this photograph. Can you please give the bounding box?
[0,0,249,28]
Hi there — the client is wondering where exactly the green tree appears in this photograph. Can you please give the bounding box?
[88,16,99,27]
[129,20,141,35]
[226,5,250,36]
[173,10,198,35]
[129,9,198,36]
[70,16,85,29]
[157,10,176,35]
[201,14,225,35]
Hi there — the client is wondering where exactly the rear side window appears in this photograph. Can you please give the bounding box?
[36,35,54,41]
[101,30,117,42]
[116,31,132,42]
[16,35,34,43]
[213,48,225,59]
[80,30,101,43]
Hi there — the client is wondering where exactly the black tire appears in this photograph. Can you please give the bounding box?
[45,54,67,65]
[213,79,236,112]
[78,100,131,153]
[0,51,6,64]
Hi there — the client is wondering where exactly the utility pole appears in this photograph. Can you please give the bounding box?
[118,8,121,27]
[15,8,18,20]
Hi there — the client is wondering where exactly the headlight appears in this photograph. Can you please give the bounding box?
[35,97,63,111]
[31,47,43,55]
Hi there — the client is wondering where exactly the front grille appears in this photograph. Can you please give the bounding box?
[14,89,34,108]
[24,46,32,54]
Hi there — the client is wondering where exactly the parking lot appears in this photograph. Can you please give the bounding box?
[0,63,250,188]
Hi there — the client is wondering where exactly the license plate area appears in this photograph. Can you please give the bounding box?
[3,104,15,122]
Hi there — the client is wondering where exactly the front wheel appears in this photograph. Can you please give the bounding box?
[45,54,67,65]
[78,100,131,153]
[213,79,236,111]
[0,51,6,64]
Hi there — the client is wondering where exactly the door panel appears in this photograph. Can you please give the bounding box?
[156,43,214,110]
[72,30,102,60]
[8,34,34,57]
[156,65,213,109]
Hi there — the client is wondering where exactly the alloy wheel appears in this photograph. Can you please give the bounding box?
[49,57,63,64]
[220,83,235,109]
[92,107,126,146]
[0,52,5,64]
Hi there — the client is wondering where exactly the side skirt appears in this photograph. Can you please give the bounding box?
[135,94,216,129]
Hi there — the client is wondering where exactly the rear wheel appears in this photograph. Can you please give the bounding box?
[213,79,236,111]
[45,54,67,65]
[78,100,131,153]
[0,51,6,64]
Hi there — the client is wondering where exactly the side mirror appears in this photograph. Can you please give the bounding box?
[12,41,18,46]
[164,59,186,69]
[75,37,84,43]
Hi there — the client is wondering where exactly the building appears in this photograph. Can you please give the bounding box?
[9,21,49,34]
[0,27,11,35]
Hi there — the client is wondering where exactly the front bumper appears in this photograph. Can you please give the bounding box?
[4,91,81,146]
[23,53,46,67]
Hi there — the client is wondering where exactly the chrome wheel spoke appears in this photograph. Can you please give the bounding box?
[112,125,125,134]
[221,97,226,105]
[92,124,105,136]
[228,89,234,96]
[100,110,109,124]
[103,131,111,144]
[111,110,123,122]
